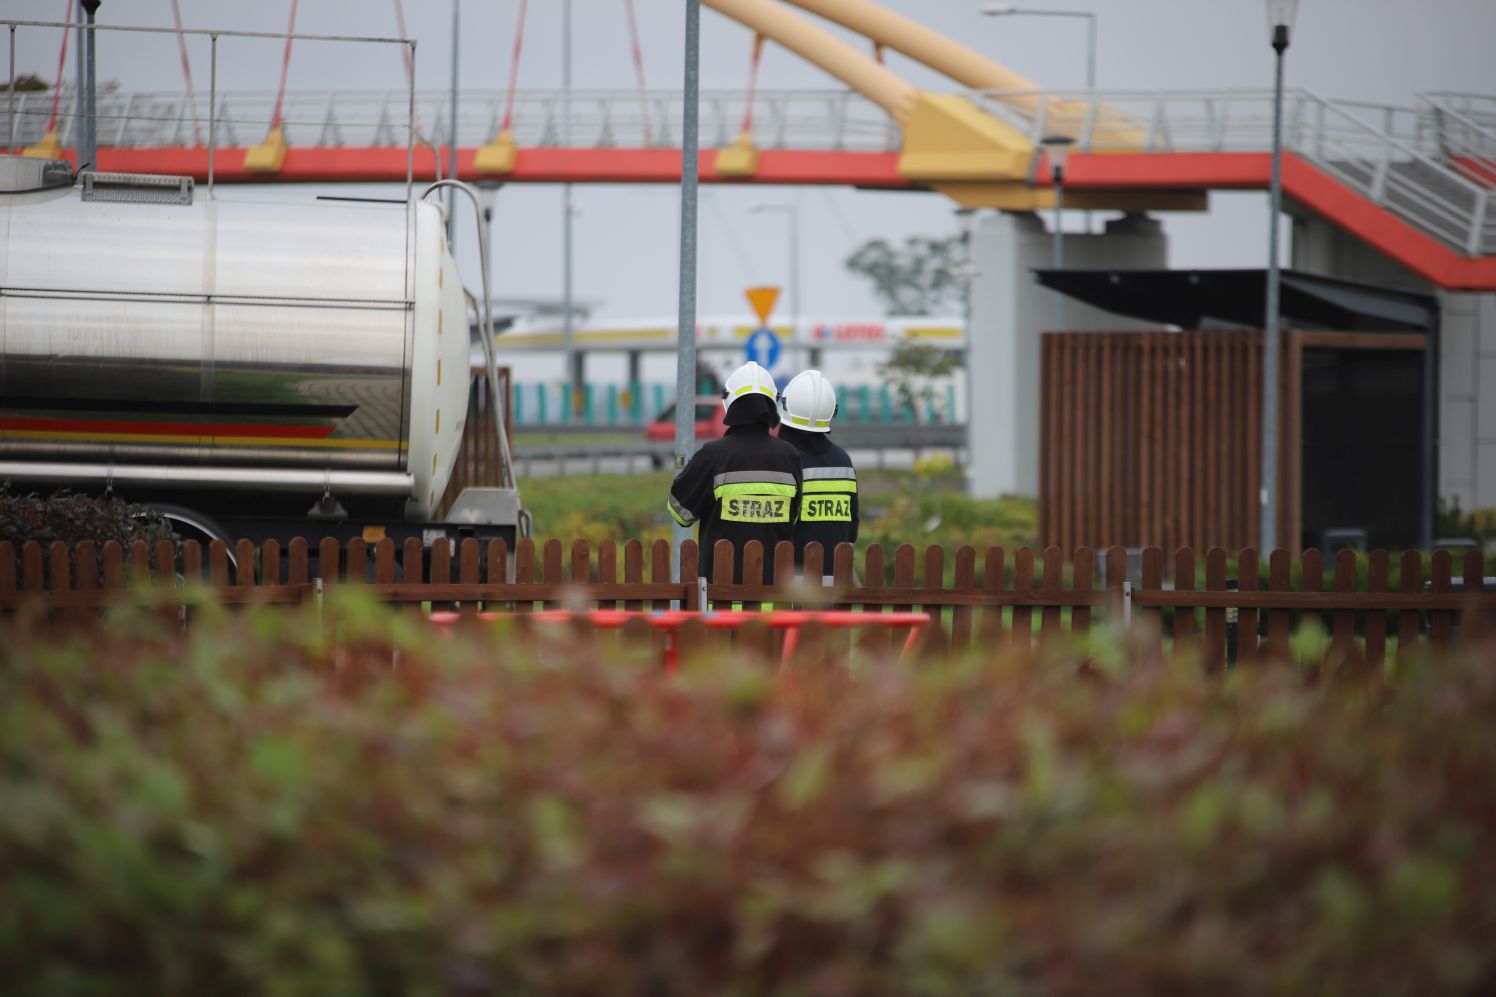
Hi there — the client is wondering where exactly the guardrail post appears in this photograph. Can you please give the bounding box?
[1468,191,1489,257]
[1370,145,1392,203]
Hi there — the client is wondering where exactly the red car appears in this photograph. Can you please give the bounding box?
[646,396,727,466]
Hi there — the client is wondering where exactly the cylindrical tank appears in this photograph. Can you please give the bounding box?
[0,176,471,520]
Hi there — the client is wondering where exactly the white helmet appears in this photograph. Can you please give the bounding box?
[721,361,779,415]
[778,369,838,433]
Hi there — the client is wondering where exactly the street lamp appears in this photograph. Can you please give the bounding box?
[982,5,1097,92]
[750,202,801,370]
[1040,134,1073,330]
[1259,0,1297,554]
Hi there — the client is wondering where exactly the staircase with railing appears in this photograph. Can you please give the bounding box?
[972,88,1496,258]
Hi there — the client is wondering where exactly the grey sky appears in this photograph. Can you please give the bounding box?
[4,0,1495,373]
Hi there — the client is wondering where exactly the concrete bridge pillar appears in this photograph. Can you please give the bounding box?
[966,211,1168,499]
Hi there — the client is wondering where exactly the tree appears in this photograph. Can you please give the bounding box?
[877,341,960,425]
[844,235,964,316]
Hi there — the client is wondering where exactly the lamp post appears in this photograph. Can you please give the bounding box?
[1041,134,1073,331]
[80,0,99,172]
[954,207,978,480]
[1260,0,1297,554]
[750,202,801,370]
[671,0,703,568]
[982,5,1097,91]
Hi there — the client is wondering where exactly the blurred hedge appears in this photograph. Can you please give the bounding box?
[2,597,1494,994]
[0,490,173,548]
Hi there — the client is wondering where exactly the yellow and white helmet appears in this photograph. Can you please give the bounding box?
[778,369,838,433]
[721,360,779,415]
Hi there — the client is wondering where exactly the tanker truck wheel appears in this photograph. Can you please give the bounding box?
[150,504,238,572]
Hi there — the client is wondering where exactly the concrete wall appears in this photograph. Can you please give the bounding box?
[967,211,1168,499]
[1290,207,1496,512]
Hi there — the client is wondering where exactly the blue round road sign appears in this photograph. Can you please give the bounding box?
[746,327,781,370]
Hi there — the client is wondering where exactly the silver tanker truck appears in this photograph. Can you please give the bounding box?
[0,155,525,549]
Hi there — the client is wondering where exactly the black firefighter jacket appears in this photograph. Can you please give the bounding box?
[667,424,804,582]
[778,425,858,572]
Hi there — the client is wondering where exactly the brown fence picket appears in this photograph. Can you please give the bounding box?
[680,540,699,611]
[288,538,309,587]
[951,545,976,653]
[1071,546,1094,635]
[1429,550,1453,648]
[740,541,766,613]
[1011,547,1035,647]
[76,539,100,606]
[46,541,72,633]
[570,539,591,586]
[597,540,618,610]
[1173,547,1197,645]
[621,539,642,612]
[919,545,947,659]
[319,537,341,589]
[1397,550,1421,660]
[514,539,536,613]
[1140,546,1163,657]
[21,541,44,594]
[454,538,478,610]
[830,542,856,658]
[1204,547,1226,672]
[207,540,229,588]
[980,546,1005,646]
[0,542,16,608]
[1300,549,1324,667]
[1237,548,1260,661]
[230,539,252,587]
[798,542,819,594]
[1462,549,1486,644]
[710,540,736,612]
[1104,545,1126,630]
[542,540,563,609]
[854,543,883,654]
[1365,550,1388,668]
[429,538,452,610]
[1263,550,1290,659]
[129,541,151,590]
[1041,546,1063,643]
[375,538,397,588]
[1332,550,1358,663]
[487,538,509,595]
[262,539,282,587]
[650,540,673,612]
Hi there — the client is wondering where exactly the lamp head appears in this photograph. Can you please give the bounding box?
[1265,0,1298,50]
[1040,134,1075,180]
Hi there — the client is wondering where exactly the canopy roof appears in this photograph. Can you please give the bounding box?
[1034,268,1439,333]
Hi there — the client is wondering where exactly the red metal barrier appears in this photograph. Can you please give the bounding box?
[427,609,932,672]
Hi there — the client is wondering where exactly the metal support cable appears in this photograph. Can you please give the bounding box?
[269,0,299,129]
[500,0,528,134]
[168,0,203,145]
[622,0,651,145]
[45,0,70,134]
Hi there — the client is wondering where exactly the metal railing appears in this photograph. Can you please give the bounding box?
[1,87,902,155]
[6,73,1492,256]
[969,87,1495,257]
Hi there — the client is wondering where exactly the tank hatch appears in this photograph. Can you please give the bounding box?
[0,155,72,194]
[82,171,194,206]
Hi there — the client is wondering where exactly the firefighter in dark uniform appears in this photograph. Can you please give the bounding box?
[667,361,804,582]
[776,369,858,577]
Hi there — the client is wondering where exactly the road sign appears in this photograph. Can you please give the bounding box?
[745,285,780,325]
[746,327,781,369]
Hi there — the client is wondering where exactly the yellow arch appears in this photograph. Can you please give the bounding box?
[701,0,916,124]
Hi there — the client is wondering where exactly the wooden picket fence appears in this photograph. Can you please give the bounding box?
[2,538,1493,668]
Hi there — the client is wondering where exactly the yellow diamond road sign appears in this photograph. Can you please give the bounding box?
[745,286,780,326]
